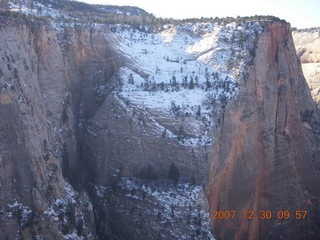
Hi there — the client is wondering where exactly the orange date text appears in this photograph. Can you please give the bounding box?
[210,210,308,220]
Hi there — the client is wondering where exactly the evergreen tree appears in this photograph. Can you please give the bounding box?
[128,73,134,84]
[205,79,211,89]
[227,58,233,70]
[151,82,157,91]
[172,76,177,86]
[196,106,201,117]
[168,162,180,184]
[183,76,188,88]
[238,32,244,46]
[195,75,199,86]
[177,125,184,141]
[189,78,194,89]
[160,82,165,91]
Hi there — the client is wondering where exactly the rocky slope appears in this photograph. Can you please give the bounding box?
[0,1,320,240]
[209,22,320,239]
[293,28,320,106]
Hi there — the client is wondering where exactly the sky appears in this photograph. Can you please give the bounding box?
[81,0,319,29]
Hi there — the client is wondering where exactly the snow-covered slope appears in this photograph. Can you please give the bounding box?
[9,0,67,18]
[7,0,152,23]
[112,21,262,147]
[0,3,274,239]
[95,178,215,240]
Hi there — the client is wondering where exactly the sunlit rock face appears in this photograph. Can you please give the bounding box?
[85,21,262,187]
[293,29,320,106]
[209,22,320,240]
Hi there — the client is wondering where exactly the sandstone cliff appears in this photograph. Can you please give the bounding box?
[209,22,320,240]
[0,16,120,239]
[293,29,320,106]
[0,14,217,239]
[1,3,320,240]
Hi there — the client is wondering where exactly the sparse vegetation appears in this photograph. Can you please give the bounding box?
[0,1,287,33]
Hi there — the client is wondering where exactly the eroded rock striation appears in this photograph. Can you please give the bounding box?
[0,16,120,239]
[0,2,320,240]
[209,22,320,240]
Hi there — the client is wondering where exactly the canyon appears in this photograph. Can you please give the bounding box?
[0,1,319,239]
[293,28,320,106]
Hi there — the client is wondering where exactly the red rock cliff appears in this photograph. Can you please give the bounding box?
[208,22,320,240]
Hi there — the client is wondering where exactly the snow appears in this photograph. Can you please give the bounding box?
[111,21,261,146]
[7,201,33,227]
[95,178,216,240]
[122,84,208,110]
[10,1,67,19]
[44,182,93,237]
[3,2,265,239]
[122,179,205,207]
[63,231,84,240]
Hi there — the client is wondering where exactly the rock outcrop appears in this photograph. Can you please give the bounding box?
[208,22,320,240]
[293,29,320,105]
[0,17,120,239]
[1,4,320,240]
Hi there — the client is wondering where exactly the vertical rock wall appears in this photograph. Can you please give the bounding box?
[208,22,320,240]
[0,19,119,239]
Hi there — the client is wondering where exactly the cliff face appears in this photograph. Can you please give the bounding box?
[1,10,320,240]
[293,29,320,106]
[293,29,320,64]
[208,22,320,240]
[0,18,119,239]
[0,15,219,239]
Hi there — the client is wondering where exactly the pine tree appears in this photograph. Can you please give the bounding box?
[196,106,201,117]
[151,82,157,91]
[189,78,194,89]
[177,126,184,141]
[160,82,164,91]
[195,75,199,86]
[227,58,233,70]
[128,73,134,84]
[169,162,180,184]
[172,76,177,86]
[238,32,244,46]
[205,79,211,90]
